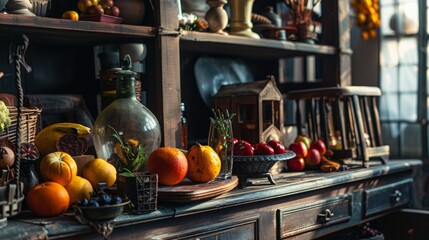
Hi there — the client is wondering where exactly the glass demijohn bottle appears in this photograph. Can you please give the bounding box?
[92,55,161,171]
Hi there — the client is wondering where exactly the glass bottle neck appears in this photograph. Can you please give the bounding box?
[116,78,137,100]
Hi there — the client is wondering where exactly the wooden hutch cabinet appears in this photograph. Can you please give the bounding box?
[0,1,427,240]
[0,0,352,147]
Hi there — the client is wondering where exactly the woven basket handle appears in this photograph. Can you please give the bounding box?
[9,35,32,189]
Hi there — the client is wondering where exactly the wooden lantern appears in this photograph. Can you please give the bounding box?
[214,75,284,144]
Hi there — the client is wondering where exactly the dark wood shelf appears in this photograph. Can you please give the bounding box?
[0,14,155,45]
[180,30,337,59]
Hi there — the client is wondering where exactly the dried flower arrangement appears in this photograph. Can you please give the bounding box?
[284,0,321,42]
[285,0,320,25]
[109,125,146,174]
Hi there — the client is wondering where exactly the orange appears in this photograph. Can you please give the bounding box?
[82,158,117,188]
[356,13,366,25]
[361,31,369,40]
[147,147,188,186]
[26,182,70,217]
[186,143,221,183]
[65,176,93,206]
[39,152,78,186]
[62,11,79,21]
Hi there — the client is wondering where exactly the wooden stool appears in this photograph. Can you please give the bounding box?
[286,86,389,167]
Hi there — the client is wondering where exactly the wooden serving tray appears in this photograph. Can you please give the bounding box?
[158,176,238,202]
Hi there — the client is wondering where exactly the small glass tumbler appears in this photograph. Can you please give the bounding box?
[208,119,234,180]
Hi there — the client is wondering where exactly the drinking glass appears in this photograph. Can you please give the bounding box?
[208,119,233,180]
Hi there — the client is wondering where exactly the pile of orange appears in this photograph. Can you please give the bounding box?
[27,151,116,217]
[147,144,221,186]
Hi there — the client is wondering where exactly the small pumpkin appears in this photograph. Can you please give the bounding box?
[65,176,93,206]
[39,151,78,186]
[82,158,117,188]
[26,181,70,217]
[187,143,221,183]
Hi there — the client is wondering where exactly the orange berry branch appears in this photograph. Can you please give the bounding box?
[351,0,380,40]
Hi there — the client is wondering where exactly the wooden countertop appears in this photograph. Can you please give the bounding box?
[4,160,422,239]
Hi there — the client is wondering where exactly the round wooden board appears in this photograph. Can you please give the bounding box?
[158,176,238,202]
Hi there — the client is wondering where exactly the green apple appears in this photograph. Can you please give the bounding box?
[77,0,93,13]
[294,134,311,150]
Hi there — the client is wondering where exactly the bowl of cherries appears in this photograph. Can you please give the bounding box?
[232,139,295,188]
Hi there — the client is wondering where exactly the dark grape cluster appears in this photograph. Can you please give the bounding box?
[77,194,122,207]
[76,184,123,207]
[360,222,382,238]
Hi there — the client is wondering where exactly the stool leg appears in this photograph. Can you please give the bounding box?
[319,97,329,143]
[296,99,302,135]
[370,96,383,146]
[337,97,348,150]
[360,96,375,148]
[352,95,369,167]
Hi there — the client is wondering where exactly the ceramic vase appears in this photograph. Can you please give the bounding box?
[208,119,234,180]
[115,0,145,25]
[296,24,317,44]
[205,0,229,35]
[228,0,260,39]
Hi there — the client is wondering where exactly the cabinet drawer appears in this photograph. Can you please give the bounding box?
[277,194,352,239]
[165,215,259,240]
[363,179,412,217]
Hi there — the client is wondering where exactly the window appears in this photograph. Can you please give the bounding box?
[379,0,424,158]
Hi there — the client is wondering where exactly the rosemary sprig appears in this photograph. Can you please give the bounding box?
[210,109,236,138]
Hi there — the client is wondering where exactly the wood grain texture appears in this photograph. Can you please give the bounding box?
[149,1,182,148]
[158,176,238,202]
[180,31,336,59]
[0,14,154,45]
[4,160,422,239]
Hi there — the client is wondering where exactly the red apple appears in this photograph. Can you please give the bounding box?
[310,139,327,156]
[295,134,311,150]
[287,157,305,172]
[100,0,114,9]
[288,141,308,158]
[107,6,120,17]
[233,140,254,156]
[87,4,104,15]
[267,139,286,154]
[304,148,321,167]
[253,142,275,155]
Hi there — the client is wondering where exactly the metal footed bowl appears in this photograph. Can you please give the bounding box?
[73,200,130,222]
[233,151,296,175]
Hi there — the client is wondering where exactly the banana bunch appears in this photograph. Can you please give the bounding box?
[35,122,91,156]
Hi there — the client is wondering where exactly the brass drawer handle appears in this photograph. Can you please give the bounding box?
[318,209,334,223]
[390,189,403,203]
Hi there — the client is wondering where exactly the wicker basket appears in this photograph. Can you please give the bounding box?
[0,106,42,145]
[0,182,24,229]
